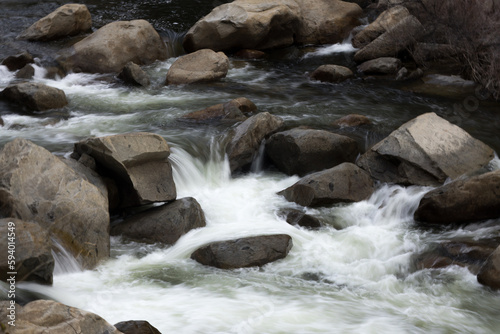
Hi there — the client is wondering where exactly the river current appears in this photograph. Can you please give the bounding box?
[1,1,500,333]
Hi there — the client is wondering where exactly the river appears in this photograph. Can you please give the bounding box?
[1,0,500,333]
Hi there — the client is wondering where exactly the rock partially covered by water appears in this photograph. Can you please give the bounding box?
[111,197,206,245]
[74,132,176,208]
[191,234,293,269]
[227,112,284,173]
[58,20,167,73]
[357,57,401,74]
[114,320,162,334]
[332,114,372,127]
[310,65,354,83]
[1,51,34,71]
[477,246,500,290]
[278,208,322,228]
[0,219,54,285]
[166,49,229,85]
[0,139,110,269]
[265,128,359,176]
[279,162,374,207]
[357,113,494,186]
[408,74,477,99]
[11,300,121,334]
[18,4,92,41]
[0,82,68,111]
[414,170,500,224]
[182,97,256,122]
[118,61,150,87]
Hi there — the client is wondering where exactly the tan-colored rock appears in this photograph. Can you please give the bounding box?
[478,245,500,290]
[0,82,68,111]
[332,114,372,127]
[310,64,354,83]
[166,49,229,85]
[357,57,402,74]
[182,97,256,122]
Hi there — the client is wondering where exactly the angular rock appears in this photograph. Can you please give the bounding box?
[265,128,359,176]
[115,320,162,334]
[279,162,374,207]
[111,197,206,245]
[310,65,354,83]
[356,113,494,186]
[1,51,34,71]
[182,97,256,122]
[0,219,54,284]
[278,208,322,228]
[414,170,500,224]
[16,64,35,79]
[18,4,92,41]
[58,20,168,73]
[166,49,229,85]
[352,5,410,49]
[74,132,176,208]
[332,114,371,127]
[13,300,121,334]
[354,15,424,63]
[226,112,284,173]
[0,82,68,111]
[357,57,401,74]
[477,245,500,290]
[191,234,293,269]
[118,61,150,87]
[62,156,109,201]
[0,139,110,269]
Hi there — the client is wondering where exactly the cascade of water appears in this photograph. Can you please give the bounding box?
[51,238,83,275]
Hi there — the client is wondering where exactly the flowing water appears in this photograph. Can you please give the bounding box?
[2,1,500,333]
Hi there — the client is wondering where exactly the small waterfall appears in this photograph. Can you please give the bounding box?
[250,139,267,173]
[161,29,187,58]
[51,238,82,275]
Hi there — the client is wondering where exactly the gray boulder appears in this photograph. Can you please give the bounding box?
[0,82,68,111]
[0,139,110,269]
[278,208,322,228]
[166,49,229,85]
[414,170,500,224]
[1,51,34,71]
[279,162,374,207]
[357,57,401,74]
[118,62,150,87]
[18,4,92,41]
[15,64,35,79]
[265,128,359,176]
[114,320,162,334]
[477,245,500,290]
[182,97,256,122]
[357,113,494,186]
[0,219,54,284]
[310,65,354,83]
[111,197,206,245]
[191,234,293,269]
[74,132,176,208]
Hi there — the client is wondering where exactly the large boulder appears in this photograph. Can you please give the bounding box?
[226,112,284,173]
[57,20,168,73]
[0,82,68,111]
[279,162,374,207]
[0,139,110,269]
[114,320,162,334]
[0,219,54,284]
[74,132,176,208]
[182,97,256,122]
[265,128,359,176]
[111,197,206,244]
[357,57,402,74]
[18,4,92,41]
[10,300,121,334]
[166,49,229,85]
[310,65,354,83]
[357,113,494,186]
[191,234,293,269]
[354,15,424,63]
[414,170,500,224]
[477,245,500,290]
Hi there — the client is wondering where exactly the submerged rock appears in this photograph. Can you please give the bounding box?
[265,128,359,176]
[278,208,322,228]
[182,97,256,122]
[477,245,500,290]
[357,57,401,74]
[279,162,374,207]
[408,74,477,99]
[1,51,34,71]
[111,197,206,245]
[118,61,150,87]
[357,112,494,186]
[18,4,92,41]
[332,114,372,127]
[191,234,293,269]
[114,320,162,334]
[166,49,229,85]
[0,82,68,111]
[310,64,354,83]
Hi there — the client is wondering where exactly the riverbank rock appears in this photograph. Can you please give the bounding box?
[18,4,92,41]
[0,82,68,111]
[166,49,229,85]
[278,208,322,228]
[57,20,167,73]
[227,112,284,173]
[118,62,150,87]
[332,114,372,127]
[279,162,374,207]
[408,74,477,99]
[74,132,176,208]
[414,170,500,224]
[111,197,206,245]
[0,219,54,284]
[310,65,354,83]
[13,300,120,334]
[354,15,424,63]
[357,113,494,186]
[114,320,162,334]
[477,246,500,290]
[182,97,256,122]
[0,139,110,269]
[265,128,359,176]
[1,51,34,71]
[191,234,293,269]
[357,57,401,74]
